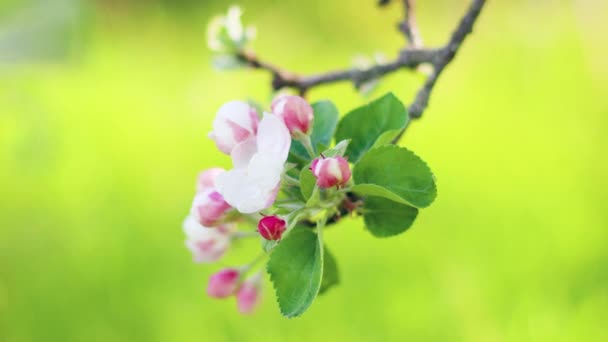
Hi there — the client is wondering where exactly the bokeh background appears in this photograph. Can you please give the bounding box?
[1,0,607,341]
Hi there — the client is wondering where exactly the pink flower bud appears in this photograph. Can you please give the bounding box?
[236,276,261,314]
[257,216,286,240]
[196,167,225,193]
[311,156,352,188]
[271,95,314,136]
[207,268,240,298]
[191,190,232,227]
[209,101,259,155]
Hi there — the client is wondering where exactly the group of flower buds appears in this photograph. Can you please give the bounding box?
[183,167,263,314]
[191,168,234,227]
[273,95,352,188]
[207,269,263,314]
[184,168,235,263]
[184,93,353,314]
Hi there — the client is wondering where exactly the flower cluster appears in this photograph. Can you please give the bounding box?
[183,95,352,315]
[192,5,438,319]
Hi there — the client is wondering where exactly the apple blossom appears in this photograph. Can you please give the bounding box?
[191,190,232,227]
[207,268,241,298]
[216,113,291,214]
[207,6,256,53]
[183,216,234,263]
[257,216,286,240]
[196,167,225,193]
[236,273,262,314]
[209,101,259,155]
[311,156,352,188]
[271,95,314,136]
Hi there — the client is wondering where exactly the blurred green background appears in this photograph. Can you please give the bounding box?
[1,0,607,341]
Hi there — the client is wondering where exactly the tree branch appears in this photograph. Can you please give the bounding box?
[237,48,440,95]
[407,0,486,119]
[238,0,486,122]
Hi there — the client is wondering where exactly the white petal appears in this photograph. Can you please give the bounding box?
[183,216,229,241]
[248,153,283,190]
[216,164,280,214]
[230,137,257,169]
[216,169,258,210]
[256,113,291,163]
[183,215,209,238]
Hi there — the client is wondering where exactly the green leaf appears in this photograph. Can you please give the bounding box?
[363,196,418,237]
[319,246,339,295]
[323,139,350,158]
[289,100,339,163]
[310,101,339,148]
[261,239,279,253]
[267,228,323,318]
[335,93,408,162]
[352,145,437,208]
[305,187,321,208]
[371,129,402,149]
[299,165,316,200]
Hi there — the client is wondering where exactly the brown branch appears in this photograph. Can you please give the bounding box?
[237,48,439,95]
[238,0,486,122]
[407,0,486,119]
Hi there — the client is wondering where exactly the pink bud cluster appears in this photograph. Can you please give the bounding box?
[184,168,236,263]
[191,168,232,227]
[207,269,262,314]
[184,95,318,315]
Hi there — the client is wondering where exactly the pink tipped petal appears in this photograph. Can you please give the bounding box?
[236,281,261,314]
[191,190,232,227]
[312,156,351,188]
[196,168,225,193]
[209,101,259,155]
[207,268,240,298]
[337,156,352,184]
[248,107,259,134]
[215,113,290,214]
[230,137,258,169]
[256,113,291,163]
[183,216,232,263]
[271,95,313,136]
[264,184,281,208]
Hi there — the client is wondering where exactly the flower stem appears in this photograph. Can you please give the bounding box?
[232,231,259,240]
[283,174,300,186]
[299,135,317,159]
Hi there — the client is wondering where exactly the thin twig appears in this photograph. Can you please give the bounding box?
[400,0,423,47]
[407,0,486,119]
[237,48,439,95]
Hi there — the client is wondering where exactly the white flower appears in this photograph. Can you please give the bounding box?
[207,6,256,53]
[209,101,259,155]
[216,113,291,214]
[183,216,234,263]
